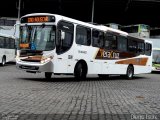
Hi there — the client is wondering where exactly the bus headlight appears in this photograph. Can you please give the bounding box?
[15,56,21,62]
[41,56,53,64]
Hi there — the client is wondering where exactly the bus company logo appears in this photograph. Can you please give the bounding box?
[103,51,119,59]
[96,49,119,59]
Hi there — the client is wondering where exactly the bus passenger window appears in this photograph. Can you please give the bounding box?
[104,33,117,50]
[117,36,127,51]
[76,25,91,46]
[10,38,15,49]
[92,30,104,48]
[137,42,145,55]
[0,37,5,48]
[5,38,10,49]
[128,39,137,53]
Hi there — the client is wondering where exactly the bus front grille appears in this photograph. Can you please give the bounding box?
[19,65,39,70]
[21,59,41,62]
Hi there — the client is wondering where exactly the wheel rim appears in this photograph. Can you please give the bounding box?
[78,64,83,77]
[128,67,133,78]
[2,58,5,65]
[75,63,86,78]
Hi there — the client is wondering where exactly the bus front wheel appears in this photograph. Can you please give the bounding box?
[74,62,87,79]
[45,72,52,79]
[126,65,134,79]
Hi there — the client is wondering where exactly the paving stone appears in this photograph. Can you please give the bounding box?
[0,64,160,120]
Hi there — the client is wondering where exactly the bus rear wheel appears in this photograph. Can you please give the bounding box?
[1,56,6,66]
[74,62,87,79]
[126,65,134,79]
[45,72,52,79]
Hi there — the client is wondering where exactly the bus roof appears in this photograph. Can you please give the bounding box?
[21,13,99,28]
[97,25,128,36]
[21,13,128,36]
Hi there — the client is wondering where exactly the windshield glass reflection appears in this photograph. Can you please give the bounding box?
[19,25,55,51]
[153,50,160,64]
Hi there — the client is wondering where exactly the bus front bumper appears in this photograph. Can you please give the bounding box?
[16,61,53,73]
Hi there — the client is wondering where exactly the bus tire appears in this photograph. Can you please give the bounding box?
[45,72,52,79]
[98,74,109,79]
[126,65,134,79]
[1,56,6,66]
[74,62,87,79]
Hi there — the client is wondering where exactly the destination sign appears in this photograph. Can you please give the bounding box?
[21,16,55,23]
[19,43,29,48]
[28,16,48,23]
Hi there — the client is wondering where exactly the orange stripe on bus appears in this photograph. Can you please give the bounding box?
[115,58,148,66]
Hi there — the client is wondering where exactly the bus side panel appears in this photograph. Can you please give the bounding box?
[54,57,69,73]
[88,60,102,74]
[134,65,151,74]
[74,45,102,74]
[54,47,76,74]
[102,61,128,75]
[0,49,3,63]
[54,51,71,74]
[5,49,16,62]
[134,57,152,74]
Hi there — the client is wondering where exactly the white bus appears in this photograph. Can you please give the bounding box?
[16,13,152,79]
[152,48,160,71]
[146,28,160,72]
[146,38,160,71]
[0,33,16,66]
[121,24,150,38]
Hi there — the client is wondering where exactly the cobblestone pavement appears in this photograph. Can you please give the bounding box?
[0,63,160,120]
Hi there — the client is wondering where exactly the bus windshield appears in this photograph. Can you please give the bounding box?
[19,25,55,51]
[153,50,160,64]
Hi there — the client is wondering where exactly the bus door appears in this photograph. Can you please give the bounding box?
[54,21,74,73]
